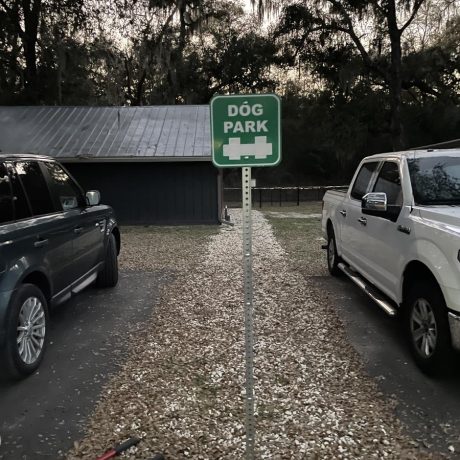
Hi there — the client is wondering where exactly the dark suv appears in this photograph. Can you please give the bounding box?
[0,154,120,380]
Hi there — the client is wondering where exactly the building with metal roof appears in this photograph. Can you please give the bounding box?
[0,106,221,225]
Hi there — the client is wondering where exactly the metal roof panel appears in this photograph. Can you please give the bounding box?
[0,105,211,161]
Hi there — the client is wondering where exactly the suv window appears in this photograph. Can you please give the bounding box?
[373,161,402,205]
[15,161,55,216]
[42,162,84,211]
[0,163,13,224]
[350,162,379,200]
[7,163,31,220]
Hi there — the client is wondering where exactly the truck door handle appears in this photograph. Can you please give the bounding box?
[34,238,49,248]
[358,217,367,226]
[340,210,347,217]
[74,226,83,234]
[397,225,411,235]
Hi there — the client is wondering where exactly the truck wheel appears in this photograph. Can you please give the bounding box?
[97,233,119,288]
[327,228,341,276]
[405,281,452,375]
[0,284,48,380]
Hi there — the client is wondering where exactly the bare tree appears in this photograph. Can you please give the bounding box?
[256,0,457,150]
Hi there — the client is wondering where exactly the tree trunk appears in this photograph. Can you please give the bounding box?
[166,1,187,103]
[386,0,404,151]
[23,35,37,90]
[133,69,146,106]
[124,58,133,104]
[21,0,41,101]
[56,40,64,105]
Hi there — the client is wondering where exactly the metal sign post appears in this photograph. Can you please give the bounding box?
[242,166,255,459]
[210,93,281,460]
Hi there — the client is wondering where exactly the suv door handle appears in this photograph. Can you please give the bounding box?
[34,238,49,248]
[340,210,347,217]
[73,226,83,234]
[358,217,367,226]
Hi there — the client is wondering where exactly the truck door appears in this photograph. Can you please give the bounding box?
[340,161,380,270]
[360,161,408,298]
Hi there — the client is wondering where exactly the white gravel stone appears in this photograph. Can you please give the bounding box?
[68,210,436,460]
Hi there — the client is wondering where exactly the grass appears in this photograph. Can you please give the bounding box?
[121,224,219,237]
[119,224,219,273]
[228,201,323,213]
[256,202,323,214]
[260,201,328,276]
[119,207,327,277]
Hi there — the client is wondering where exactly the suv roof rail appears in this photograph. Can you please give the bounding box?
[0,152,54,160]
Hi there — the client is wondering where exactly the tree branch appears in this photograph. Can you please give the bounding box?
[133,6,178,105]
[373,1,385,16]
[0,0,26,38]
[402,78,440,97]
[326,0,390,81]
[0,0,11,13]
[399,0,426,34]
[405,88,419,102]
[153,7,178,48]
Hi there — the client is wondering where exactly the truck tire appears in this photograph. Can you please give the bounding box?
[327,228,342,276]
[405,280,452,375]
[0,284,48,380]
[97,233,119,288]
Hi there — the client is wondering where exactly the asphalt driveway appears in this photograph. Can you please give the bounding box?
[0,270,167,460]
[315,274,460,458]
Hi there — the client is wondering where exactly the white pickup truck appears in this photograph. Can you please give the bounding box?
[322,149,460,374]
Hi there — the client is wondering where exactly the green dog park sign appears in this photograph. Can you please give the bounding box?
[210,94,281,168]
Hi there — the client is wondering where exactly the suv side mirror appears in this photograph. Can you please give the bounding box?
[86,190,101,206]
[362,192,387,212]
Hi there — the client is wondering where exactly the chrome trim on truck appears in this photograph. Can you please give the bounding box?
[448,312,460,352]
[338,263,397,316]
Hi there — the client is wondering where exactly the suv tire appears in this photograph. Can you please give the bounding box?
[97,233,118,288]
[1,284,48,380]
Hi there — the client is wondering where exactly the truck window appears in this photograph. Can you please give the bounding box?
[408,156,460,205]
[0,163,13,224]
[350,162,379,200]
[373,161,402,205]
[15,161,55,217]
[42,162,84,211]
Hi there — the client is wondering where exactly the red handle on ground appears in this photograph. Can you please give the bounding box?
[95,449,117,460]
[95,437,141,460]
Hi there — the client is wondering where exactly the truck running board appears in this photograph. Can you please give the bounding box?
[338,263,397,317]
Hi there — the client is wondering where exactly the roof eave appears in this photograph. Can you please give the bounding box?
[58,155,212,163]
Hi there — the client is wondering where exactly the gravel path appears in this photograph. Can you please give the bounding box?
[68,211,438,459]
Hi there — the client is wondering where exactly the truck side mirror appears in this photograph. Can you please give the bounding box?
[362,192,387,212]
[86,190,101,206]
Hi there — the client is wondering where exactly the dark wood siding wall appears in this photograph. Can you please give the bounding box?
[65,162,219,225]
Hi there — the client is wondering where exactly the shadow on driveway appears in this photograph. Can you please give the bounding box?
[315,274,460,458]
[0,270,169,460]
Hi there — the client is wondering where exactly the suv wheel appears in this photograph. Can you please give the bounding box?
[1,284,48,380]
[97,233,119,288]
[405,281,452,375]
